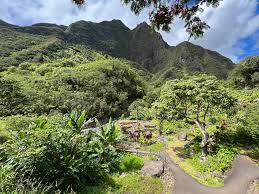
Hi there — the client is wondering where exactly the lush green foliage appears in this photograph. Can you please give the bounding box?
[68,110,93,132]
[188,146,236,174]
[234,102,259,142]
[81,173,164,194]
[0,77,27,116]
[230,55,259,88]
[113,173,164,194]
[0,58,145,119]
[152,75,235,122]
[119,154,144,172]
[0,114,122,193]
[151,75,236,155]
[144,141,164,151]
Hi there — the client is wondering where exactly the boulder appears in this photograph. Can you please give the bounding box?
[141,160,164,177]
[178,133,187,141]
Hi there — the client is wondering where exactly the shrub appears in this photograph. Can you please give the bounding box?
[235,103,259,143]
[119,154,144,172]
[145,142,164,152]
[0,114,122,192]
[128,99,151,120]
[188,146,236,174]
[0,77,27,116]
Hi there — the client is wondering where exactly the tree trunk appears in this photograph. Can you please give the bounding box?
[194,120,209,157]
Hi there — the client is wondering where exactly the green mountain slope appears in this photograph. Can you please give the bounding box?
[0,19,235,79]
[64,20,130,58]
[156,41,235,80]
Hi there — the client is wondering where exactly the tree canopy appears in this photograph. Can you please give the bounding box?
[72,0,223,38]
[151,75,236,155]
[230,55,259,88]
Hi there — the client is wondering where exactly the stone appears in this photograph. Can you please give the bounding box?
[141,160,164,177]
[178,133,187,141]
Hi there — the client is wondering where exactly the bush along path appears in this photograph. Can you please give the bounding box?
[160,152,259,194]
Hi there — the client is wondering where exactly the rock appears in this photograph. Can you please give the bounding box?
[141,160,164,177]
[178,133,187,141]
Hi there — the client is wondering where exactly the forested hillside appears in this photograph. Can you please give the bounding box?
[0,19,234,79]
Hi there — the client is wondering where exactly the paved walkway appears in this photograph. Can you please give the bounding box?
[162,153,259,194]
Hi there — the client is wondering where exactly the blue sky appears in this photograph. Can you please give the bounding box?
[1,0,259,62]
[235,4,259,60]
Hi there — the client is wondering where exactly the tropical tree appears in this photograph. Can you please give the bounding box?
[72,0,223,38]
[152,75,236,156]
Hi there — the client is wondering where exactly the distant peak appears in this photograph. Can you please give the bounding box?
[110,19,125,24]
[0,19,17,28]
[100,19,128,28]
[32,23,66,28]
[134,22,150,30]
[176,41,194,47]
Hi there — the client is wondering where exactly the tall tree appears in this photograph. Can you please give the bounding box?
[72,0,223,38]
[151,75,235,156]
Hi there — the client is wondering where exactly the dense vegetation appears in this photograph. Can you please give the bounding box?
[0,19,258,192]
[0,51,145,118]
[230,55,259,88]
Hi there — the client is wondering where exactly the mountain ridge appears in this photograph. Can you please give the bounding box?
[0,19,235,79]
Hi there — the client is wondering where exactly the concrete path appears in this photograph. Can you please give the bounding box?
[162,153,259,194]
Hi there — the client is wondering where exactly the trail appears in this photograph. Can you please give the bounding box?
[161,153,259,194]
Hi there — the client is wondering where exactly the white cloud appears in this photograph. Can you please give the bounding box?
[0,0,258,61]
[0,0,148,28]
[162,0,259,62]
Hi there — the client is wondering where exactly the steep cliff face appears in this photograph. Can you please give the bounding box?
[127,23,234,78]
[128,22,170,71]
[64,20,131,58]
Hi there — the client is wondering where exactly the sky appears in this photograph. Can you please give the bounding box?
[1,0,259,62]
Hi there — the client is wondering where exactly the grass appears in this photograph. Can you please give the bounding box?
[119,154,144,172]
[113,173,164,194]
[144,141,165,152]
[166,135,225,187]
[83,173,164,194]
